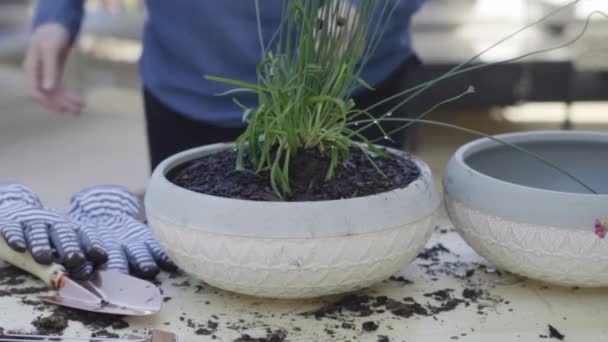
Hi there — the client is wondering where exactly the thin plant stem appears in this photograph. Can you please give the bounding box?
[254,0,265,59]
[349,117,598,194]
[362,0,583,114]
[365,86,476,141]
[353,8,607,135]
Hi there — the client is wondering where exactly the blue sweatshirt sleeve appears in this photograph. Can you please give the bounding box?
[32,0,85,44]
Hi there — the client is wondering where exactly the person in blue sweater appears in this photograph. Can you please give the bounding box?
[25,1,424,170]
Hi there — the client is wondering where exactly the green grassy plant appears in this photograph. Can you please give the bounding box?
[207,0,604,197]
[207,0,396,196]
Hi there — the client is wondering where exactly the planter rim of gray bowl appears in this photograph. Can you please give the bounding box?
[443,130,608,231]
[145,143,440,239]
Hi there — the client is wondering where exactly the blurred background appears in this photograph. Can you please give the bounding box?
[0,0,607,207]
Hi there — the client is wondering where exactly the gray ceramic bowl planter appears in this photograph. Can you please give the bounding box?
[444,130,608,287]
[145,143,440,298]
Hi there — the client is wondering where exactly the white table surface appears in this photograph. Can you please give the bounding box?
[0,217,607,342]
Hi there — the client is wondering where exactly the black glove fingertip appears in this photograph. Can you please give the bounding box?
[69,261,96,281]
[123,242,159,279]
[131,264,160,279]
[78,226,108,264]
[32,249,54,265]
[63,251,87,269]
[160,259,179,273]
[144,239,178,272]
[87,248,108,264]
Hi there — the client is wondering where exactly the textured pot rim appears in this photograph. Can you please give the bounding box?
[444,130,608,230]
[145,143,440,238]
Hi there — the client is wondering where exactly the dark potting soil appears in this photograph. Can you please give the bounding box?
[303,294,425,320]
[424,289,453,301]
[417,244,451,261]
[0,266,48,298]
[0,285,49,297]
[362,321,379,332]
[195,327,213,336]
[172,280,191,287]
[548,324,565,340]
[388,276,413,285]
[20,297,42,307]
[182,316,220,337]
[302,284,507,325]
[234,329,288,342]
[0,266,37,286]
[462,288,483,301]
[31,314,68,336]
[91,329,120,339]
[168,147,420,201]
[31,307,129,336]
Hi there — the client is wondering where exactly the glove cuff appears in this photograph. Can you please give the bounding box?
[69,185,141,221]
[0,183,43,208]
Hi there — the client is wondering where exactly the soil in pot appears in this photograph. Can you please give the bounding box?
[168,147,421,201]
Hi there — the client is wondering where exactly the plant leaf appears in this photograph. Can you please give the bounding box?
[205,75,267,92]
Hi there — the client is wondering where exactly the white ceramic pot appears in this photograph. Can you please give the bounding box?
[145,143,439,298]
[444,131,608,287]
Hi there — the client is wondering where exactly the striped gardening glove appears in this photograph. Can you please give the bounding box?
[0,183,108,272]
[68,185,177,279]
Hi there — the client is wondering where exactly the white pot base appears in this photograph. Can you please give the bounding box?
[446,197,608,287]
[149,214,435,298]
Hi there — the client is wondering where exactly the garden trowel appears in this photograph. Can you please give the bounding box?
[0,236,162,316]
[0,329,178,341]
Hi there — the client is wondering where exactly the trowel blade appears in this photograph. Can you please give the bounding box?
[39,294,156,316]
[40,270,162,316]
[81,270,162,315]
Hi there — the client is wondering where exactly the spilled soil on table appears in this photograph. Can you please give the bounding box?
[164,240,512,341]
[30,307,130,336]
[233,329,288,342]
[0,265,129,337]
[301,287,504,321]
[0,266,48,298]
[0,235,515,341]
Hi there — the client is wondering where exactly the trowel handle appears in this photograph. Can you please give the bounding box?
[0,236,66,288]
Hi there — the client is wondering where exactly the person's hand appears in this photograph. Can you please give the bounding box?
[0,183,107,269]
[68,186,178,279]
[23,23,83,114]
